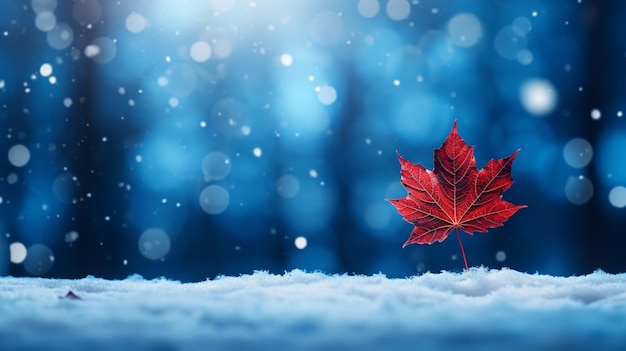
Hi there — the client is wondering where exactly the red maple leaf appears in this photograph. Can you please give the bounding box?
[387,121,526,271]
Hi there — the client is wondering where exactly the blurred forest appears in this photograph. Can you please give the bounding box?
[1,0,625,280]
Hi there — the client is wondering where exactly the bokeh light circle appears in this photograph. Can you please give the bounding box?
[8,144,31,167]
[65,231,79,243]
[199,185,230,214]
[386,0,411,21]
[126,13,147,33]
[280,54,293,67]
[591,109,602,120]
[213,39,232,58]
[138,228,171,260]
[511,17,532,36]
[190,41,212,62]
[9,242,27,264]
[276,175,300,198]
[201,152,231,180]
[40,63,53,77]
[447,13,482,47]
[22,244,54,276]
[316,85,337,105]
[35,11,57,32]
[32,0,58,14]
[294,236,308,249]
[563,138,593,169]
[609,186,626,208]
[46,23,74,50]
[494,26,527,60]
[564,175,593,205]
[358,0,380,18]
[85,37,116,64]
[517,49,534,65]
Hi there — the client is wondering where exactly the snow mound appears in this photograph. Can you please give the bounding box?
[1,268,625,350]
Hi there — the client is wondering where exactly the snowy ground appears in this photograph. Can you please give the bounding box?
[1,268,626,351]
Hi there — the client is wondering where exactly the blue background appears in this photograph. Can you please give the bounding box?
[1,0,625,280]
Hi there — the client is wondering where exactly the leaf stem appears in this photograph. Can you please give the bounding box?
[455,227,469,273]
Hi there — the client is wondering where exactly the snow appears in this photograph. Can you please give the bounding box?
[2,268,626,350]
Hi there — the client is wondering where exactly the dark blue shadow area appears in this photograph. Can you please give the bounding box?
[1,0,625,280]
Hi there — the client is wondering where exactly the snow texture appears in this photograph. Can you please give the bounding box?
[1,268,626,351]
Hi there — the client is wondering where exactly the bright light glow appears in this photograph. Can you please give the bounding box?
[294,236,308,249]
[85,37,116,64]
[520,79,558,116]
[280,54,293,67]
[9,242,27,264]
[591,109,601,120]
[39,63,53,77]
[168,97,179,108]
[65,231,79,243]
[253,147,262,157]
[84,45,101,59]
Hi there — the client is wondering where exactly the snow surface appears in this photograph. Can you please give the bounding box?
[1,268,626,350]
